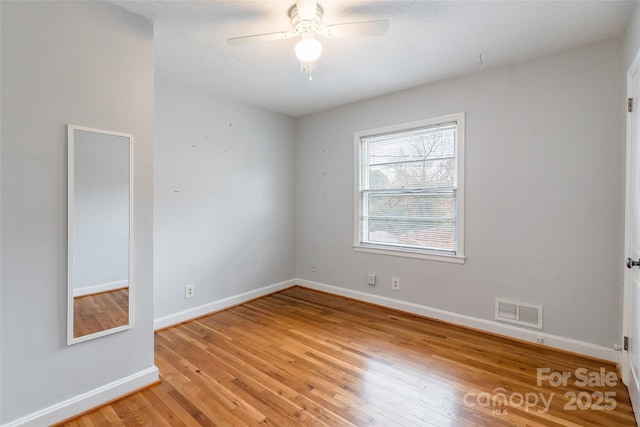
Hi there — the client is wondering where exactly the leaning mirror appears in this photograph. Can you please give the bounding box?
[67,124,133,345]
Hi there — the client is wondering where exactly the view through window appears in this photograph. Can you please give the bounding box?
[355,113,465,261]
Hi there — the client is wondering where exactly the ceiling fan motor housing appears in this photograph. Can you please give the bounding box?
[289,4,323,37]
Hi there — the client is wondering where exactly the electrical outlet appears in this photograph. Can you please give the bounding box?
[185,284,194,299]
[368,273,376,286]
[392,277,400,290]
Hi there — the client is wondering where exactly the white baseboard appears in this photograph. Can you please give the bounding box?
[295,278,619,363]
[154,279,296,330]
[74,280,128,297]
[2,366,159,427]
[155,276,619,362]
[11,278,615,426]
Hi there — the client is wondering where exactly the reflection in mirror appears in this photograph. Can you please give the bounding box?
[68,124,133,344]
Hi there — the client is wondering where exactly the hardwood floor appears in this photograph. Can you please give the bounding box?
[73,288,129,338]
[59,286,636,426]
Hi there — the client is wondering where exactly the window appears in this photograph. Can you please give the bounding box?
[354,113,465,263]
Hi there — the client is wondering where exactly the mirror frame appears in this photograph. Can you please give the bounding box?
[67,124,134,345]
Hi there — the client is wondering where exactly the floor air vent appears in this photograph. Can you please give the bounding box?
[495,299,543,329]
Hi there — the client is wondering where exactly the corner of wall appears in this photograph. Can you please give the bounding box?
[624,2,640,70]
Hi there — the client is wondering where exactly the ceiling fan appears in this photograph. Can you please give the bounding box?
[227,0,390,79]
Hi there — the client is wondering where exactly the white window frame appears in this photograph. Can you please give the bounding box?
[353,113,465,263]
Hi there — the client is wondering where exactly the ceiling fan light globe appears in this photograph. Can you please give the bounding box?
[295,37,322,62]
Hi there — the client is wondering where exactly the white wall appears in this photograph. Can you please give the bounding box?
[154,78,296,320]
[625,4,640,70]
[0,2,628,423]
[1,1,155,424]
[1,1,4,422]
[295,37,625,348]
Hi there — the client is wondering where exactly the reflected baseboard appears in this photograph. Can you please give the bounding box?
[74,280,128,297]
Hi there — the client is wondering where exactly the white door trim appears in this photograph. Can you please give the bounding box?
[622,49,640,427]
[623,48,640,384]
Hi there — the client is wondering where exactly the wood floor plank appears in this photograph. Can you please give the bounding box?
[73,289,129,338]
[59,286,637,426]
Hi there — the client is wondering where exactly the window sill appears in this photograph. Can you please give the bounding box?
[353,244,466,264]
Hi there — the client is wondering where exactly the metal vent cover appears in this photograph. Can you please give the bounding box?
[495,298,543,329]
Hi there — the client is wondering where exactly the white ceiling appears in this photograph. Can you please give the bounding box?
[113,1,635,117]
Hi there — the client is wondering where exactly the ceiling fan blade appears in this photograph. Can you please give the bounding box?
[322,20,390,38]
[227,31,294,46]
[296,0,318,21]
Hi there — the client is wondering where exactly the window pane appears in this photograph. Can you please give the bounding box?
[357,114,463,257]
[367,127,455,166]
[366,192,455,220]
[368,158,455,190]
[364,218,455,252]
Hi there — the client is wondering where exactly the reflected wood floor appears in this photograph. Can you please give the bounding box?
[60,286,635,426]
[73,288,129,338]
